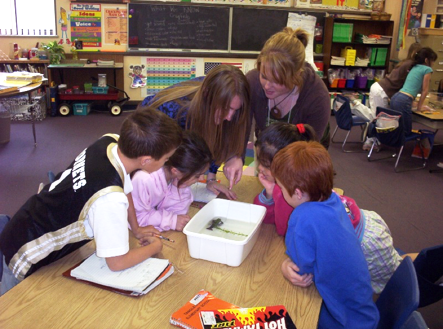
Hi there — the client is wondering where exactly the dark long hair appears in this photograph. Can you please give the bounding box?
[164,131,212,188]
[255,122,316,168]
[413,47,438,67]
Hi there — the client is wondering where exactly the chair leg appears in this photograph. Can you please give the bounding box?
[394,143,427,173]
[331,126,339,143]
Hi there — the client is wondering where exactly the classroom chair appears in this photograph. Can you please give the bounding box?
[413,244,443,308]
[0,215,10,280]
[331,94,369,152]
[399,311,429,329]
[376,256,419,329]
[367,107,434,173]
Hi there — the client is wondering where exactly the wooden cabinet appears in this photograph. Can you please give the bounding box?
[323,17,394,91]
[423,0,443,14]
[0,60,50,85]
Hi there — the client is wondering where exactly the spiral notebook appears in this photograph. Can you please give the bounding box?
[63,253,174,297]
[170,290,238,329]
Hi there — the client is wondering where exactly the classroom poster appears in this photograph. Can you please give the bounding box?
[70,3,102,47]
[103,7,127,45]
[144,57,197,95]
[407,0,422,29]
[287,13,316,68]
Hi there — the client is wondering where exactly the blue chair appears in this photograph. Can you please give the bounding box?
[413,244,443,308]
[376,256,419,329]
[331,94,369,152]
[399,311,428,329]
[0,215,11,279]
[367,107,434,173]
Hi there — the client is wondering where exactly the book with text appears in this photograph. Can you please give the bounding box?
[63,253,174,297]
[199,305,297,329]
[170,290,239,329]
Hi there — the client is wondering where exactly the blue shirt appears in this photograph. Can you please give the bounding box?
[400,64,433,98]
[285,193,379,329]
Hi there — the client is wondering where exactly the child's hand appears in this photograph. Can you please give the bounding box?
[176,214,191,231]
[258,172,275,199]
[206,181,237,200]
[281,258,314,287]
[139,235,163,252]
[133,225,160,241]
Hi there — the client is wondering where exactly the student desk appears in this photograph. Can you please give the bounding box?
[413,110,443,131]
[0,176,322,329]
[0,82,43,146]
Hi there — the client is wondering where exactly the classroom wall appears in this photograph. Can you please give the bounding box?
[0,0,403,102]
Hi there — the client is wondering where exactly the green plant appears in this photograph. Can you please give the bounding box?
[43,41,66,65]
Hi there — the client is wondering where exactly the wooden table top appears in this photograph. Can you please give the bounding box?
[0,176,321,329]
[0,82,42,98]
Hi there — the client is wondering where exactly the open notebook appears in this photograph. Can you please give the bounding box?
[63,253,174,297]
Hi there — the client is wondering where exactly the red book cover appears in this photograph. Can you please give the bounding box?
[199,305,296,329]
[170,290,239,329]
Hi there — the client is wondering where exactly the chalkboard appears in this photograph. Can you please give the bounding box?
[128,3,230,51]
[231,8,289,52]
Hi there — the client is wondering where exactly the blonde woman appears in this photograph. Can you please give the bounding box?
[246,27,331,149]
[140,64,250,199]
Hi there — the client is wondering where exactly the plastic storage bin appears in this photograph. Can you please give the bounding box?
[341,46,356,66]
[333,23,353,42]
[338,79,346,88]
[370,48,388,66]
[73,103,90,116]
[92,86,109,94]
[346,79,355,88]
[355,76,368,89]
[183,199,266,267]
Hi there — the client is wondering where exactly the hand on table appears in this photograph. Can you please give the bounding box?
[175,214,191,231]
[206,180,237,200]
[281,258,314,287]
[133,225,160,242]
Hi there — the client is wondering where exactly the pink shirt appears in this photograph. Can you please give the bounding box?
[131,169,193,231]
[254,185,361,237]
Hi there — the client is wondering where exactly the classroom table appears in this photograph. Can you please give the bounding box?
[412,110,443,131]
[0,82,42,146]
[0,176,322,329]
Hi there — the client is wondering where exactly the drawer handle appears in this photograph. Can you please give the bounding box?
[436,69,443,72]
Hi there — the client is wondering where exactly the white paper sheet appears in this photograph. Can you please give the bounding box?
[286,13,317,69]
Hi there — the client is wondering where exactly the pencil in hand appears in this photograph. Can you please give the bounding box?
[153,233,175,243]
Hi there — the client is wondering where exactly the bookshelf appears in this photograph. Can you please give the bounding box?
[0,60,50,85]
[323,17,394,92]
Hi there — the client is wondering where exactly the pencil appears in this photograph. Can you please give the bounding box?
[153,234,175,243]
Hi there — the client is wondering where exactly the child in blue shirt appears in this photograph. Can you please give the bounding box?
[271,141,379,328]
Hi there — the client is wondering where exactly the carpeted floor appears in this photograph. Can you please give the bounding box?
[0,108,442,327]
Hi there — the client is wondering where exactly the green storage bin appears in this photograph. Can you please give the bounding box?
[333,23,353,42]
[370,48,388,66]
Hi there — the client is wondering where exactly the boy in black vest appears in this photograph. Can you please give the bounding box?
[0,108,183,295]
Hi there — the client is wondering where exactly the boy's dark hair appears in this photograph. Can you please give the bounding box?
[118,108,182,159]
[414,47,438,66]
[271,141,333,202]
[255,122,317,168]
[165,131,212,187]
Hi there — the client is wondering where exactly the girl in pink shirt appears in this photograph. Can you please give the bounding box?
[132,131,211,232]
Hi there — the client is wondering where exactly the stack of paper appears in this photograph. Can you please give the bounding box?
[5,72,43,83]
[97,59,115,66]
[355,57,370,67]
[331,56,346,66]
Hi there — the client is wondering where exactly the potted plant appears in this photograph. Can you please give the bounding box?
[43,41,66,65]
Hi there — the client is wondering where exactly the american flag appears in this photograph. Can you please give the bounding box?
[204,62,243,74]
